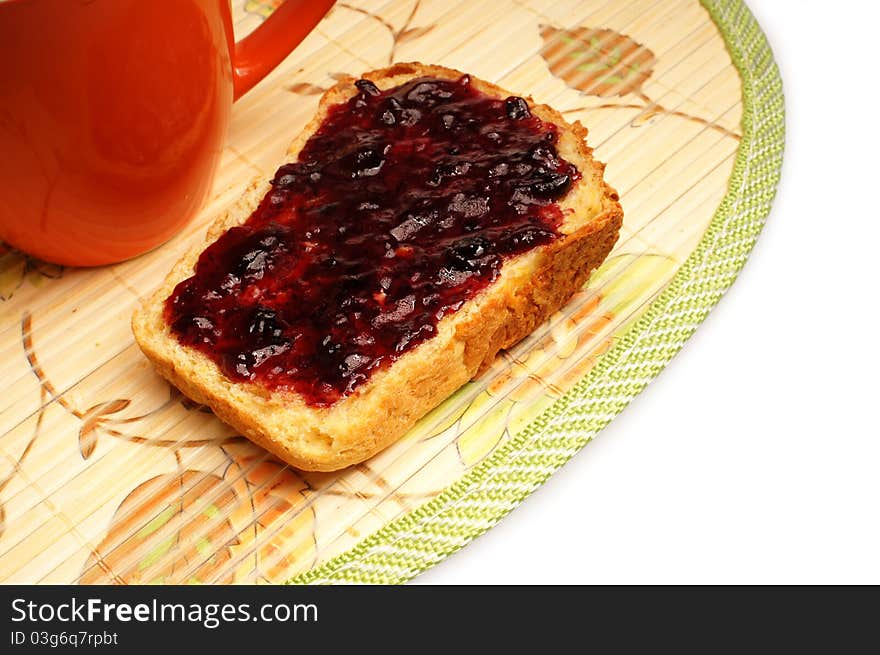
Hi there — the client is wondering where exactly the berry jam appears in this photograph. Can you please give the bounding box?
[166,75,580,406]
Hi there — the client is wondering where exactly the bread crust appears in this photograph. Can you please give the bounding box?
[132,63,623,471]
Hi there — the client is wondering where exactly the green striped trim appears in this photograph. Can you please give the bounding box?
[289,0,785,584]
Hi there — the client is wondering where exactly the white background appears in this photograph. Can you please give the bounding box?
[417,0,880,584]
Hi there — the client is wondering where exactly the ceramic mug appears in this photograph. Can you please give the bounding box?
[0,0,335,266]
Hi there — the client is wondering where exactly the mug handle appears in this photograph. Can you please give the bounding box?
[232,0,337,100]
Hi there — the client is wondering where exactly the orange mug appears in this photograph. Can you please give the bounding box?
[0,0,335,266]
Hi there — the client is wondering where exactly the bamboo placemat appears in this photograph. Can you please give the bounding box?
[0,0,782,583]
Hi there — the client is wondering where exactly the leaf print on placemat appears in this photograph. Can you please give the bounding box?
[456,392,514,468]
[548,26,740,139]
[0,243,64,301]
[78,399,131,460]
[81,471,240,584]
[0,250,26,301]
[397,24,434,43]
[588,254,680,317]
[221,441,316,583]
[540,25,656,97]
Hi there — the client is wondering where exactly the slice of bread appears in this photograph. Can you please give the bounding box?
[132,63,623,472]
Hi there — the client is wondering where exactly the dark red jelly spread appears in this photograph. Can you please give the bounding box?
[166,75,580,406]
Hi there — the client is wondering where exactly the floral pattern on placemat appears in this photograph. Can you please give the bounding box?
[0,244,63,302]
[539,24,740,139]
[0,0,744,583]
